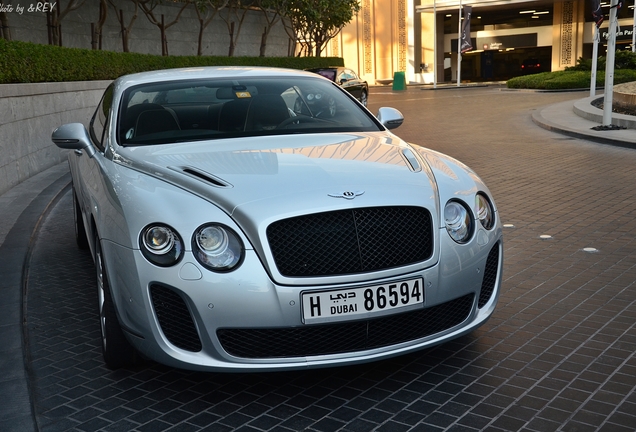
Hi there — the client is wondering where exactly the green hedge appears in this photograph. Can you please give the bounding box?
[0,39,345,84]
[507,51,636,89]
[565,50,636,72]
[506,69,636,90]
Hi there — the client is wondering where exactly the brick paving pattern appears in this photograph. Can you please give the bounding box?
[25,87,636,431]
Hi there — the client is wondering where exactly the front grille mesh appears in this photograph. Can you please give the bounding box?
[150,284,202,352]
[266,206,433,277]
[478,243,500,308]
[217,294,474,358]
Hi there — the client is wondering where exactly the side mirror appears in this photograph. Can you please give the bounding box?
[51,123,96,157]
[376,107,404,130]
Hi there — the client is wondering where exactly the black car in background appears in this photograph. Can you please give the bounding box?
[307,67,369,107]
[521,58,543,75]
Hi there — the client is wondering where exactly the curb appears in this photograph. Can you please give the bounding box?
[532,98,636,149]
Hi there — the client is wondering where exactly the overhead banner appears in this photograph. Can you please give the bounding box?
[591,0,603,28]
[461,6,473,53]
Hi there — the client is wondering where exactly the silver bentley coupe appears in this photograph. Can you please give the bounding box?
[52,67,503,371]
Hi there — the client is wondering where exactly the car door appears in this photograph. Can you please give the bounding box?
[73,85,114,246]
[342,69,362,100]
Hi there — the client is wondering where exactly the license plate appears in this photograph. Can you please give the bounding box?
[302,278,424,324]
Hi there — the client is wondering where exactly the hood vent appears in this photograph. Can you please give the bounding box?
[176,166,233,188]
[401,148,421,172]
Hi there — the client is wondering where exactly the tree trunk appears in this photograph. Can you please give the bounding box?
[197,23,204,56]
[119,9,129,52]
[161,14,167,56]
[93,1,107,50]
[259,27,267,57]
[47,9,62,46]
[91,22,97,49]
[0,12,12,40]
[228,21,235,57]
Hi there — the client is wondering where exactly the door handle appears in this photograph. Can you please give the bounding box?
[74,149,83,156]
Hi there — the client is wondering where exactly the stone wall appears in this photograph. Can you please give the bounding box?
[0,81,110,197]
[2,1,289,57]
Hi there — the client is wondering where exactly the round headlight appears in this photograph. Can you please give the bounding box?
[193,224,244,272]
[140,224,183,266]
[197,226,229,255]
[444,200,473,243]
[476,193,495,230]
[143,226,174,254]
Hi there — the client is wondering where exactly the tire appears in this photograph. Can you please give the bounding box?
[73,189,89,250]
[96,236,139,369]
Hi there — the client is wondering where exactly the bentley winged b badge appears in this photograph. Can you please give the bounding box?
[328,190,365,200]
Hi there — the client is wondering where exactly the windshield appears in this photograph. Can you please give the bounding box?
[117,77,381,146]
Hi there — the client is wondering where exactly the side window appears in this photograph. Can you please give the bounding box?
[90,85,114,152]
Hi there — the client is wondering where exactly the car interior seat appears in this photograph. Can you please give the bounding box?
[134,108,181,137]
[218,98,251,132]
[245,94,290,131]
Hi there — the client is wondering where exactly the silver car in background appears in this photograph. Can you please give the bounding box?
[52,67,503,371]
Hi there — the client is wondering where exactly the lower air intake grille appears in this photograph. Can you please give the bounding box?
[478,243,500,308]
[217,294,474,359]
[150,284,202,352]
[266,206,433,277]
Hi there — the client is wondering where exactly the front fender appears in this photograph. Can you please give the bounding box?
[412,145,499,219]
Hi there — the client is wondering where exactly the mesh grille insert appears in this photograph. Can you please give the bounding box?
[478,243,500,308]
[150,284,202,352]
[266,206,433,277]
[217,294,474,358]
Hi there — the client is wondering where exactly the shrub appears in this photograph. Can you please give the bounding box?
[566,51,636,72]
[507,69,636,89]
[566,57,598,72]
[0,39,345,84]
[507,49,636,89]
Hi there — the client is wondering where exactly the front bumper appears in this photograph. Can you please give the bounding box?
[102,232,502,372]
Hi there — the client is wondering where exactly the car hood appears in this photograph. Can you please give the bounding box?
[114,132,439,253]
[117,132,437,207]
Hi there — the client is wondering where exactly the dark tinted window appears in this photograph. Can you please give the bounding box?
[90,85,113,152]
[118,77,381,146]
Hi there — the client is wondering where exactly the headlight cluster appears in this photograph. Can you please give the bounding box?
[140,225,184,267]
[140,223,244,272]
[475,193,495,230]
[444,193,495,244]
[193,224,244,272]
[444,200,473,244]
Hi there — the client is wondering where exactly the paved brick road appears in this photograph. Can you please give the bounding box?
[25,86,636,431]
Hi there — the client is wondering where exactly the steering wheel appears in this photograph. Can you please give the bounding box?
[276,115,323,129]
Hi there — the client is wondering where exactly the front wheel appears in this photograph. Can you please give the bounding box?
[96,236,139,369]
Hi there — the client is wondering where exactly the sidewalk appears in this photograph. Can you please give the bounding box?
[0,163,71,432]
[531,93,636,147]
[1,92,636,431]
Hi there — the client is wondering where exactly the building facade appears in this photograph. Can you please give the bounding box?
[328,0,636,85]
